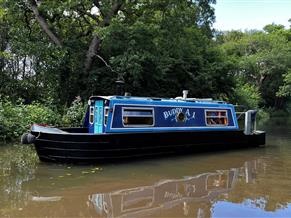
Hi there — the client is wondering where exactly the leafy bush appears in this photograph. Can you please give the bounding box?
[265,108,289,118]
[234,81,262,109]
[0,96,88,142]
[0,98,61,141]
[61,96,86,127]
[232,81,270,122]
[257,109,269,121]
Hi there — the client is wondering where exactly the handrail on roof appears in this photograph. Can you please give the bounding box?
[89,95,226,104]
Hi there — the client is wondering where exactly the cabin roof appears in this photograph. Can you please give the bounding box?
[89,95,229,106]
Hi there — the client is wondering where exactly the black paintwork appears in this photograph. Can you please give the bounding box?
[31,128,266,164]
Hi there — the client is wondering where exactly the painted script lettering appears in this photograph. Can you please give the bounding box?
[163,107,196,121]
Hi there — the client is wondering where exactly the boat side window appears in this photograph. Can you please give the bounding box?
[104,107,109,126]
[89,106,94,124]
[205,110,228,126]
[122,108,154,127]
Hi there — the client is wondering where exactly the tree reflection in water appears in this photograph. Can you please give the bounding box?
[0,144,38,215]
[1,142,291,217]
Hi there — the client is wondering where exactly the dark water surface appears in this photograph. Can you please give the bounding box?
[1,118,291,217]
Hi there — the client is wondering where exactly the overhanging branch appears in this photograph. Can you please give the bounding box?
[84,0,124,72]
[28,0,62,46]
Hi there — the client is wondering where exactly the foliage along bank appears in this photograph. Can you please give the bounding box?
[0,97,85,142]
[0,1,290,141]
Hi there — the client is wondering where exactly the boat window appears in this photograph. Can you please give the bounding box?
[104,107,109,126]
[205,110,228,126]
[122,108,154,127]
[123,109,153,116]
[89,106,94,124]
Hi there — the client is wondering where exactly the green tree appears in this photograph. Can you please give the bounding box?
[218,25,291,110]
[1,0,222,104]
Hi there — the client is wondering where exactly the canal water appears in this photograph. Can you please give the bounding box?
[0,118,291,217]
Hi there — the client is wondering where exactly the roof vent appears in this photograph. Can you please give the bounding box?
[183,90,189,99]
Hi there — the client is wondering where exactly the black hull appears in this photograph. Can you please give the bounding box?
[31,129,266,164]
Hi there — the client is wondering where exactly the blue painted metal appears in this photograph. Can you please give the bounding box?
[86,96,239,134]
[83,108,89,128]
[109,105,237,132]
[94,100,104,133]
[88,105,94,133]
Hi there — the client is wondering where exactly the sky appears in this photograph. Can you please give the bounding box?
[213,201,291,217]
[213,0,291,31]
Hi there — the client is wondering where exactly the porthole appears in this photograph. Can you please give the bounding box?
[177,112,186,122]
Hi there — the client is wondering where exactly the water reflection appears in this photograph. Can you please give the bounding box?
[2,148,291,217]
[1,117,291,217]
[0,145,38,215]
[89,160,261,217]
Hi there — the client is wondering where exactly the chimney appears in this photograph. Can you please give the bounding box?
[115,80,125,96]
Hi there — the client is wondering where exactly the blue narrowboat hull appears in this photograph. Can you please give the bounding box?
[31,127,265,163]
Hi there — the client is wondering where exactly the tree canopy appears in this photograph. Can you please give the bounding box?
[0,0,290,112]
[217,26,291,109]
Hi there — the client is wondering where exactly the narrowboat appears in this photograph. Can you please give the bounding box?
[21,90,265,163]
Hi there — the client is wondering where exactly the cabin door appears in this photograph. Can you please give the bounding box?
[94,100,104,133]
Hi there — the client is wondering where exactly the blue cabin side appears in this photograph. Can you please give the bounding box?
[85,96,239,134]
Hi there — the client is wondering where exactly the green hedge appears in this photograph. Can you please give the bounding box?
[61,97,86,127]
[0,97,86,142]
[0,99,61,141]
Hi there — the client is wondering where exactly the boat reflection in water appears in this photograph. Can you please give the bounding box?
[90,160,259,217]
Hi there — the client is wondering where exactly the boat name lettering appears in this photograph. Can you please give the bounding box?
[164,191,183,200]
[163,108,195,121]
